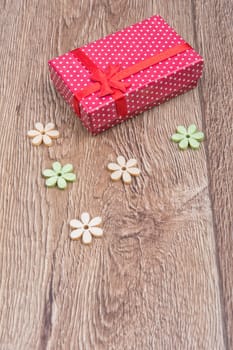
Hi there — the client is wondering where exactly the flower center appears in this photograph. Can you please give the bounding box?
[122,166,127,171]
[186,134,190,138]
[57,172,62,176]
[41,130,46,135]
[83,224,89,230]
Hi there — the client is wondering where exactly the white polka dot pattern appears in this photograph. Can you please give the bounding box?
[48,15,204,134]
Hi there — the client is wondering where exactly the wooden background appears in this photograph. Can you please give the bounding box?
[0,1,232,349]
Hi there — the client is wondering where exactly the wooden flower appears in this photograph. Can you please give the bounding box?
[107,156,141,184]
[70,213,103,244]
[27,122,59,146]
[42,162,76,189]
[171,124,204,150]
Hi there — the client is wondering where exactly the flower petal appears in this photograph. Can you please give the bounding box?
[126,158,137,167]
[189,138,200,149]
[42,169,56,177]
[122,171,132,184]
[27,130,40,138]
[178,138,189,150]
[70,219,83,229]
[177,125,187,135]
[44,122,55,132]
[70,228,84,240]
[62,173,76,182]
[107,162,121,171]
[89,216,102,227]
[45,176,58,187]
[61,164,73,174]
[192,131,204,141]
[82,230,92,244]
[43,134,52,146]
[89,227,103,237]
[31,134,43,146]
[171,133,185,142]
[188,124,197,135]
[127,167,141,176]
[117,155,126,167]
[110,170,122,181]
[35,122,44,132]
[46,130,59,138]
[52,162,62,172]
[57,177,67,189]
[81,212,90,225]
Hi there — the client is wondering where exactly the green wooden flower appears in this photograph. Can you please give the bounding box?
[171,124,204,150]
[42,162,76,189]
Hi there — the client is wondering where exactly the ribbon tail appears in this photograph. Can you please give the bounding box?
[113,90,128,117]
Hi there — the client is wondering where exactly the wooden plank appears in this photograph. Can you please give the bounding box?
[0,0,226,349]
[194,0,233,348]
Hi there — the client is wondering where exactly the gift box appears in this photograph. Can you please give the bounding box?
[48,15,203,134]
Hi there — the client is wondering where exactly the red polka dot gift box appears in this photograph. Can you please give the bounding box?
[48,15,203,135]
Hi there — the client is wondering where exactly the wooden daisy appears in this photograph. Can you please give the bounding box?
[70,213,103,245]
[107,155,141,184]
[27,122,59,146]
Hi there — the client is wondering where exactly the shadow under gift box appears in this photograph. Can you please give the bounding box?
[48,15,203,135]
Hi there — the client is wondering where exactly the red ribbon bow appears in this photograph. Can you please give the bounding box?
[91,65,131,97]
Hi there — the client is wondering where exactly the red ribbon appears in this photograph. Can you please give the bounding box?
[71,42,191,117]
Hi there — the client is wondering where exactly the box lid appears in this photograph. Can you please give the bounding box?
[49,15,203,115]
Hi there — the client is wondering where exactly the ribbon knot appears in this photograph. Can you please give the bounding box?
[90,64,131,97]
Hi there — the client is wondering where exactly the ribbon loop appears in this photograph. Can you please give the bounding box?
[90,64,131,97]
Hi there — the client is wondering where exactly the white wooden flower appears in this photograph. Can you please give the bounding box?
[27,122,59,146]
[107,155,141,184]
[70,213,103,245]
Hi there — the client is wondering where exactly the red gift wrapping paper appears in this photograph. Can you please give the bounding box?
[48,15,203,134]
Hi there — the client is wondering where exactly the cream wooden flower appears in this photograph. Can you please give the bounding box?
[70,213,103,245]
[27,122,59,146]
[107,155,141,184]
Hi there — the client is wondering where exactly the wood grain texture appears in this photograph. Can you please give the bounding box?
[193,1,233,348]
[0,0,231,349]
